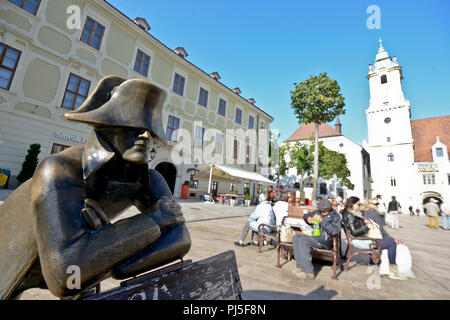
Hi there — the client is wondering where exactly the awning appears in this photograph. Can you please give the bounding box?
[194,164,276,185]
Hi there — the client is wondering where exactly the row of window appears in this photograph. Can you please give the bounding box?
[2,47,258,147]
[9,0,152,78]
[0,41,91,109]
[387,147,444,163]
[172,73,255,128]
[8,0,40,15]
[7,2,261,125]
[166,115,253,162]
[388,173,450,187]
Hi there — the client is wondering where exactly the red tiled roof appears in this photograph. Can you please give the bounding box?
[411,115,450,162]
[285,122,342,142]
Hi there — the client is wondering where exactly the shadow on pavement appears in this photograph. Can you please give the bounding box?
[242,285,337,300]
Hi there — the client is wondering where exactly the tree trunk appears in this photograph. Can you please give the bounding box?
[312,122,319,207]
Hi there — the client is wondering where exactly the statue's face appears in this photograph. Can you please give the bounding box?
[97,127,150,164]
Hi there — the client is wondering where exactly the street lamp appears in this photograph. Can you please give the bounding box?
[186,159,200,187]
[207,151,215,195]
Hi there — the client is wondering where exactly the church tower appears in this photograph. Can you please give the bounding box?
[365,39,415,206]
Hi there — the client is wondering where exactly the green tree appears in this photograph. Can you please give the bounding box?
[290,72,345,206]
[17,143,41,183]
[288,141,314,191]
[278,144,290,176]
[283,137,353,193]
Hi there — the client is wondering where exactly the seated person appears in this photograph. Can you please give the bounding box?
[234,193,275,247]
[272,200,289,227]
[341,197,406,280]
[292,199,341,279]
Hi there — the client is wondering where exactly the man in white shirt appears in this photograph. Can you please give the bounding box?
[376,194,387,226]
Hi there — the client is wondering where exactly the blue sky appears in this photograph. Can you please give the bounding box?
[108,0,450,144]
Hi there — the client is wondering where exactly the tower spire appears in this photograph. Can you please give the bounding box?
[335,116,342,134]
[378,38,385,53]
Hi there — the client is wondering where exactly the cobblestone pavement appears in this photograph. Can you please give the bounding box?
[1,190,449,300]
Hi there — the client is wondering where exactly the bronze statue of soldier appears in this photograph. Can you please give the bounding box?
[0,76,191,299]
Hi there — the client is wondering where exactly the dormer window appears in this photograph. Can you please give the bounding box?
[209,72,221,81]
[173,47,188,59]
[232,87,241,95]
[247,98,255,105]
[436,147,444,157]
[381,75,387,84]
[133,17,151,32]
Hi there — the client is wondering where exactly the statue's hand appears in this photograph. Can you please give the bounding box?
[81,199,111,231]
[150,196,185,230]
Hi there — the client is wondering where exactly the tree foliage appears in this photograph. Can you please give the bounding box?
[17,143,41,183]
[278,144,290,176]
[284,138,354,191]
[290,72,346,203]
[290,72,345,124]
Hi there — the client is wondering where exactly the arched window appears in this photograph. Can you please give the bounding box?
[381,74,387,84]
[388,153,394,162]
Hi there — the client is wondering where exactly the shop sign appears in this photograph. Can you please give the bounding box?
[55,131,87,144]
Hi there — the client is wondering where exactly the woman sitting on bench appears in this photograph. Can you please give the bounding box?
[342,198,406,280]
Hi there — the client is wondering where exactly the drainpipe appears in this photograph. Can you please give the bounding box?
[252,115,260,203]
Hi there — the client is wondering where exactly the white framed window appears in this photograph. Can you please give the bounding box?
[215,133,224,155]
[194,126,205,148]
[423,174,435,185]
[173,73,185,96]
[166,115,180,142]
[218,98,226,116]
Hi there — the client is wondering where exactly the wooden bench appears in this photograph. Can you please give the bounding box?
[342,225,381,269]
[276,205,341,280]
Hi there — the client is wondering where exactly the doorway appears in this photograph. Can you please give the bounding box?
[155,162,177,195]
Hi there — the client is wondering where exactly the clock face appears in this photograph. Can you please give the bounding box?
[384,117,391,124]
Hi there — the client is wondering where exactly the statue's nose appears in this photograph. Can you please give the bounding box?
[139,131,151,141]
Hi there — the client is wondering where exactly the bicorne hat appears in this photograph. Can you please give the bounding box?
[65,75,168,146]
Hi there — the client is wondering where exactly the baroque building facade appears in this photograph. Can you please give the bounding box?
[0,0,273,198]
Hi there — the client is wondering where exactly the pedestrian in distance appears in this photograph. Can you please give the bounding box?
[387,196,401,229]
[423,198,441,230]
[376,194,387,226]
[441,200,450,230]
[416,208,421,216]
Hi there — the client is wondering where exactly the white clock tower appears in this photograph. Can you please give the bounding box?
[365,39,415,207]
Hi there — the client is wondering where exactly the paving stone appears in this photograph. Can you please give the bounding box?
[4,200,449,300]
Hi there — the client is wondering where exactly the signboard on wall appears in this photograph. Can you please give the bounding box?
[55,131,87,144]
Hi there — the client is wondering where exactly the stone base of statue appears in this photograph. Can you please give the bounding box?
[80,251,242,300]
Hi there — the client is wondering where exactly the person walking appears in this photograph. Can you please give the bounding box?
[388,196,401,229]
[441,201,450,230]
[423,198,441,230]
[376,195,387,226]
[409,205,414,216]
